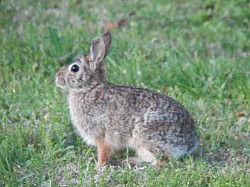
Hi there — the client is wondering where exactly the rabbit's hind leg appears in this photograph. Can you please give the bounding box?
[137,147,155,162]
[122,147,156,166]
[138,147,168,166]
[122,157,144,166]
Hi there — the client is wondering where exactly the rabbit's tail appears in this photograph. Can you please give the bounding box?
[170,137,199,159]
[187,137,200,156]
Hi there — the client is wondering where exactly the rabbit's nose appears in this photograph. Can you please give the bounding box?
[56,69,64,77]
[55,71,61,78]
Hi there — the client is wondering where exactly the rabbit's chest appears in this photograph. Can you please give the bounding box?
[70,110,105,145]
[68,97,109,145]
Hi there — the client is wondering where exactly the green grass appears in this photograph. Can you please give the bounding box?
[0,0,249,186]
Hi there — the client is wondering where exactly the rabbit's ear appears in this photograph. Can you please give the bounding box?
[100,32,112,59]
[89,32,112,71]
[90,37,105,70]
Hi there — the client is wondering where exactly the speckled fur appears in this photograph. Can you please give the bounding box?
[55,32,199,166]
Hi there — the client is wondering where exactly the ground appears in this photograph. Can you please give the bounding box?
[0,0,249,186]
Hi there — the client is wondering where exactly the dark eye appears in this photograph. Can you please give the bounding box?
[71,64,79,72]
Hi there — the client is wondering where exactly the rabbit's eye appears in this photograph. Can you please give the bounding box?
[71,65,79,73]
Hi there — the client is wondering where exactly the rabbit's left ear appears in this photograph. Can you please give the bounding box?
[100,32,112,58]
[89,32,112,70]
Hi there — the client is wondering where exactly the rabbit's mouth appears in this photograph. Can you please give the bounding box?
[55,70,67,89]
[55,66,68,89]
[55,76,66,89]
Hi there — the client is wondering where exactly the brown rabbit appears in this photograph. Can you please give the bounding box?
[55,32,199,167]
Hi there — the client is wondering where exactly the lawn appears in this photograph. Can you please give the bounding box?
[0,0,249,186]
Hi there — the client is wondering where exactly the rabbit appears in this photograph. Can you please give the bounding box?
[55,32,199,167]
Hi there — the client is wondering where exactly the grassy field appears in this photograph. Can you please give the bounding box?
[0,0,249,186]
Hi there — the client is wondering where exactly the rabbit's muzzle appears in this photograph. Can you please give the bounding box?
[55,67,67,89]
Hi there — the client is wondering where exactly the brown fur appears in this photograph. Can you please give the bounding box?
[96,139,112,166]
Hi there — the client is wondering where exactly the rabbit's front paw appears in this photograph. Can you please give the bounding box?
[96,139,112,167]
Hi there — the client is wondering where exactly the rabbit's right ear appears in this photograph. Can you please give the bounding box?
[89,32,112,71]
